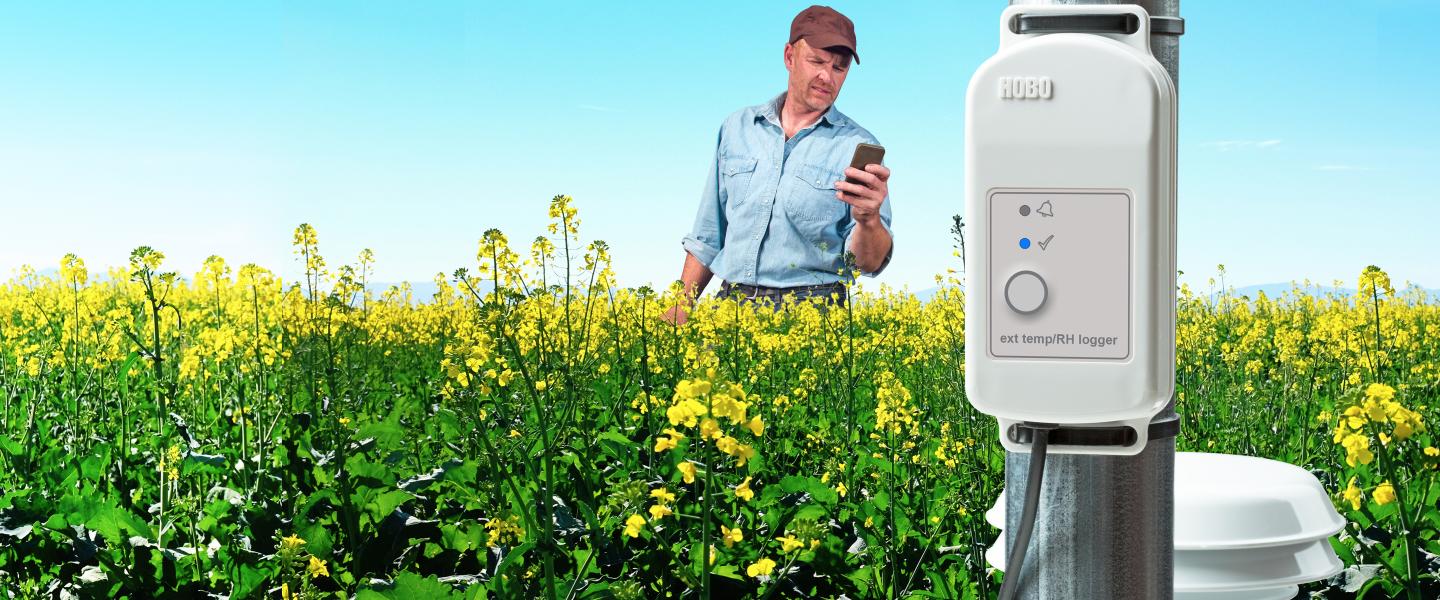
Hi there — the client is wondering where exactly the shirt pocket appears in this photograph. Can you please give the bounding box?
[785,163,850,240]
[720,155,759,205]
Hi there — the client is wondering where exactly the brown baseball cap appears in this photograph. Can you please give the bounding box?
[789,5,859,64]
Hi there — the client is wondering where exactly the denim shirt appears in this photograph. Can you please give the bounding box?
[682,92,893,288]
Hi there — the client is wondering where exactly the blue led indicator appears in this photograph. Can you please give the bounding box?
[1019,237,1031,250]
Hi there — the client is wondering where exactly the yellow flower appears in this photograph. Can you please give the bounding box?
[735,477,755,502]
[667,398,707,428]
[654,435,679,453]
[745,415,765,437]
[732,444,756,467]
[716,435,739,456]
[282,582,291,600]
[1373,481,1396,506]
[746,557,777,578]
[623,514,646,538]
[1358,265,1394,299]
[699,418,721,440]
[1425,446,1439,457]
[307,556,330,579]
[648,504,673,520]
[1341,406,1366,430]
[534,380,548,392]
[1339,433,1374,467]
[836,482,847,498]
[650,487,676,504]
[678,461,697,484]
[1363,399,1388,424]
[1342,477,1363,510]
[777,535,804,553]
[1365,382,1396,403]
[720,524,743,548]
[484,515,525,547]
[338,417,351,425]
[1394,420,1415,441]
[280,534,306,553]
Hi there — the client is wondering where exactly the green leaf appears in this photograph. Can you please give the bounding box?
[596,431,635,462]
[79,453,106,483]
[44,513,68,531]
[434,409,462,443]
[357,422,407,448]
[346,456,396,487]
[56,495,151,546]
[577,581,614,598]
[0,435,22,457]
[297,519,336,559]
[491,541,536,586]
[183,453,228,477]
[358,571,464,599]
[233,562,274,599]
[367,489,413,526]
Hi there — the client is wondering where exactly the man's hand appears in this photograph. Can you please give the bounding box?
[834,164,890,224]
[662,253,713,326]
[662,303,689,326]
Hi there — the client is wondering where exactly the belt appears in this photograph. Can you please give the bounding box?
[719,280,847,303]
[722,281,844,294]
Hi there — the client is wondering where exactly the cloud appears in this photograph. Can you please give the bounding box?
[1200,139,1283,151]
[1313,164,1375,172]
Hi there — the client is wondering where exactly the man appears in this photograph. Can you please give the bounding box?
[663,5,893,325]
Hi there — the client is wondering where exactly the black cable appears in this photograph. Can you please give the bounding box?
[998,424,1054,600]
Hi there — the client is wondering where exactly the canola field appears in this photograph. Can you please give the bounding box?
[1,196,1437,599]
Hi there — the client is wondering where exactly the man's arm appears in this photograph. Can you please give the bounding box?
[847,217,893,275]
[836,162,894,277]
[666,125,728,324]
[679,251,715,305]
[663,251,715,326]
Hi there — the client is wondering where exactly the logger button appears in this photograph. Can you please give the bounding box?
[1004,270,1047,314]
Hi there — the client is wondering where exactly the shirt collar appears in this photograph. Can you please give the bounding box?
[757,91,848,129]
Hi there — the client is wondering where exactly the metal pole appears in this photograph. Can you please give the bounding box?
[1001,1,1180,598]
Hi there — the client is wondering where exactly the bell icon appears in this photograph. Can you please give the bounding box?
[1037,201,1054,217]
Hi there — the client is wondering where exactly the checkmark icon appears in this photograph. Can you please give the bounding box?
[1037,234,1054,250]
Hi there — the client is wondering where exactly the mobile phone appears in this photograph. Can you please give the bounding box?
[846,143,885,184]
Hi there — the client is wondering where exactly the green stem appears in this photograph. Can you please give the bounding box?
[702,385,716,600]
[1376,439,1420,599]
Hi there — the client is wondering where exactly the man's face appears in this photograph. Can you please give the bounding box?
[784,39,851,113]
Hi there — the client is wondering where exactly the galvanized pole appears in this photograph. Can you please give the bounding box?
[1000,1,1181,599]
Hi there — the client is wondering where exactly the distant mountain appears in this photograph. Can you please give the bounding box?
[1213,282,1438,303]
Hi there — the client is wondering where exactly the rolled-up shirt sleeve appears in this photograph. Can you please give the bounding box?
[681,127,726,268]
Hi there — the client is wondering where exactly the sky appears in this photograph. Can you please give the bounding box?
[2,1,1437,295]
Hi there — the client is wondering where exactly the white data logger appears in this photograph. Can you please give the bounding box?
[964,4,1177,456]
